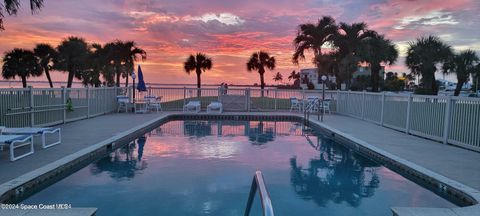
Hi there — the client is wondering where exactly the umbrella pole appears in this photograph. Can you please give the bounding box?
[132,74,136,113]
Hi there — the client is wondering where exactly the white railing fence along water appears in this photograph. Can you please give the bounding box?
[0,87,127,127]
[335,91,480,152]
[2,86,478,151]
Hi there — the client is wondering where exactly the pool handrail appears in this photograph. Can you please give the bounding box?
[244,170,274,216]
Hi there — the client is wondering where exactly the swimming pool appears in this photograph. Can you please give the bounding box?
[22,120,456,215]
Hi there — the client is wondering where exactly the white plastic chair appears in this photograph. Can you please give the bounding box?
[320,100,331,114]
[207,101,223,113]
[290,97,302,112]
[183,101,201,113]
[144,96,162,112]
[117,95,129,113]
[305,96,319,112]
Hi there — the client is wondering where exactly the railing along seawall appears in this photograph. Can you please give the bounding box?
[335,91,480,152]
[0,87,127,127]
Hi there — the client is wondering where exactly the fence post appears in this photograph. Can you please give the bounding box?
[29,86,34,127]
[104,87,108,114]
[443,96,452,144]
[86,88,90,118]
[246,88,251,112]
[183,87,186,107]
[361,91,366,119]
[346,91,350,115]
[62,87,66,124]
[218,87,222,102]
[405,94,412,134]
[380,92,385,126]
[274,90,278,110]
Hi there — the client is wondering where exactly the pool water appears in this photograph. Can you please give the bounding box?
[23,120,456,215]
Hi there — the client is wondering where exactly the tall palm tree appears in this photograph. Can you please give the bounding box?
[0,0,43,30]
[247,51,276,96]
[357,34,398,92]
[273,72,283,85]
[33,43,56,88]
[54,36,90,88]
[81,43,105,87]
[292,16,337,65]
[406,36,453,95]
[333,22,377,89]
[444,50,479,96]
[184,53,212,97]
[104,40,146,87]
[2,48,42,87]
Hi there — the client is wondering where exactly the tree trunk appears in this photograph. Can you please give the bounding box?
[260,71,265,97]
[21,76,27,88]
[125,74,129,87]
[44,67,53,88]
[196,70,201,98]
[454,80,465,96]
[116,69,121,87]
[67,66,74,88]
[371,63,381,92]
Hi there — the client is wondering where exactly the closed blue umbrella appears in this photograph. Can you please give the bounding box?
[137,65,147,92]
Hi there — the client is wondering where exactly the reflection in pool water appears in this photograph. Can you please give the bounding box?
[23,120,456,216]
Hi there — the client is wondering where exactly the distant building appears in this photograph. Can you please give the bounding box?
[353,66,385,78]
[299,68,336,89]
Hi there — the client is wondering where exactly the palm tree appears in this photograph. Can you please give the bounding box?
[292,16,337,65]
[288,70,298,81]
[247,51,276,96]
[104,41,147,87]
[81,43,105,87]
[357,34,398,92]
[273,72,283,85]
[33,43,56,88]
[54,36,90,88]
[444,50,479,96]
[406,36,453,95]
[2,48,42,87]
[0,0,43,30]
[184,53,212,97]
[333,22,377,89]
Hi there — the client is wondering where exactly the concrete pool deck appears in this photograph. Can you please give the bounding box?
[0,111,479,215]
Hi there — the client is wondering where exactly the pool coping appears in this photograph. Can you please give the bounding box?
[0,112,478,216]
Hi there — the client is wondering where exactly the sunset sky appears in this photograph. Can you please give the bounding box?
[1,0,479,86]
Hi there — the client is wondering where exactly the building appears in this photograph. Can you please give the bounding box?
[353,66,385,78]
[299,68,336,90]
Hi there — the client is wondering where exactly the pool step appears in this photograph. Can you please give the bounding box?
[0,207,97,216]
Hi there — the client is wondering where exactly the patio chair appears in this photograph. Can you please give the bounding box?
[144,95,162,112]
[289,97,302,112]
[1,127,61,148]
[320,100,331,114]
[207,101,223,113]
[0,127,34,161]
[117,95,129,113]
[183,101,201,113]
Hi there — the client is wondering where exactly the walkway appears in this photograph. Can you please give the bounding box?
[0,112,168,185]
[313,114,480,191]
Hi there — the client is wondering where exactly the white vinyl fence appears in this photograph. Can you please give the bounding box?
[336,91,480,152]
[0,87,127,127]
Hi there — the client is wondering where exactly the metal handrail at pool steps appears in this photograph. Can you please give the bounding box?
[244,170,274,216]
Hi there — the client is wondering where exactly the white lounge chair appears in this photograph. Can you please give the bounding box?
[290,97,302,112]
[144,96,162,112]
[2,127,61,148]
[183,101,201,113]
[0,127,34,161]
[117,95,129,113]
[207,101,223,113]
